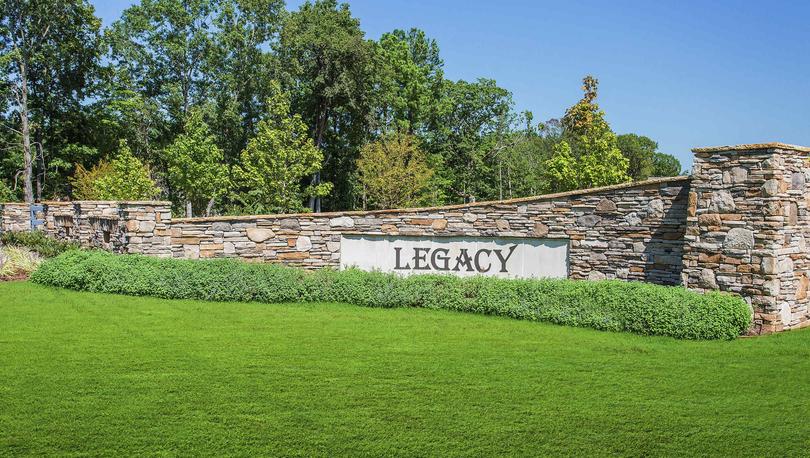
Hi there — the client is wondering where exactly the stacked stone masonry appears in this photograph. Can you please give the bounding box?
[2,143,809,334]
[682,143,810,333]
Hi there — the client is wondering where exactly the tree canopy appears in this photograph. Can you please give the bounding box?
[0,0,686,214]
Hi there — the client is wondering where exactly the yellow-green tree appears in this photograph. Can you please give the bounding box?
[544,76,629,192]
[69,161,113,200]
[356,133,433,209]
[233,83,331,214]
[93,140,160,201]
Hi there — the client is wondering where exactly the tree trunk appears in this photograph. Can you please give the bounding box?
[205,197,215,217]
[186,201,193,218]
[308,105,328,212]
[35,128,44,201]
[20,65,34,204]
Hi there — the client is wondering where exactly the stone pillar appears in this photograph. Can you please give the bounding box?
[120,202,173,257]
[683,143,810,333]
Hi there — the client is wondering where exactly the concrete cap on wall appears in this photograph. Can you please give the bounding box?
[692,142,810,153]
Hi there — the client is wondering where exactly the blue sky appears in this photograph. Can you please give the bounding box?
[91,0,810,170]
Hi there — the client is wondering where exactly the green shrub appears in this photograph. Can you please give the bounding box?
[31,250,753,340]
[0,231,80,258]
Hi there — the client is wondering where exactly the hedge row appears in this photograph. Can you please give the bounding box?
[0,231,79,258]
[31,250,753,340]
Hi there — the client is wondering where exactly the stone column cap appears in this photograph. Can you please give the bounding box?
[692,142,810,153]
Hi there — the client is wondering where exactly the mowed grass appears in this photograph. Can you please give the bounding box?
[0,282,808,457]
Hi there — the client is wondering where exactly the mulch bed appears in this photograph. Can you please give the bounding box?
[0,273,29,282]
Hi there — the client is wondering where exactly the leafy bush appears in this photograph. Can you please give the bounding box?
[0,180,17,202]
[0,231,80,258]
[0,246,41,279]
[31,250,753,340]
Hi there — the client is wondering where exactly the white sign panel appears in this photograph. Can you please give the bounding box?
[340,235,568,279]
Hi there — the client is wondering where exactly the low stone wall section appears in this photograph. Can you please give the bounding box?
[169,177,690,285]
[0,203,31,233]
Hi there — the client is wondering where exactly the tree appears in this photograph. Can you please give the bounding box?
[490,114,560,200]
[163,110,230,217]
[428,78,513,202]
[233,83,331,214]
[1,0,102,202]
[106,0,214,132]
[617,133,656,181]
[0,180,16,202]
[356,133,433,210]
[208,0,285,163]
[544,76,629,192]
[371,28,444,135]
[93,140,160,201]
[652,152,682,177]
[277,0,372,212]
[69,160,112,200]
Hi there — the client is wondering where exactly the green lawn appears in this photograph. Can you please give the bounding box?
[0,282,808,457]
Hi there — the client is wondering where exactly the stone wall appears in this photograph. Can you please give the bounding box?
[4,143,810,334]
[168,177,690,285]
[0,200,173,255]
[0,203,31,233]
[682,143,810,333]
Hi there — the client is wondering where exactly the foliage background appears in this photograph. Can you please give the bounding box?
[0,0,683,215]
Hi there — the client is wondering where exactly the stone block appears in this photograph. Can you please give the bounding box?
[647,199,665,218]
[624,212,642,226]
[762,179,780,197]
[588,270,606,281]
[278,251,308,260]
[280,219,300,230]
[296,236,312,252]
[698,213,722,227]
[431,219,448,231]
[792,172,806,190]
[247,228,275,243]
[708,191,736,213]
[700,268,718,288]
[595,198,617,213]
[576,214,601,227]
[139,221,156,233]
[761,257,778,275]
[533,222,549,237]
[796,274,809,300]
[329,216,354,228]
[211,222,232,232]
[724,228,754,250]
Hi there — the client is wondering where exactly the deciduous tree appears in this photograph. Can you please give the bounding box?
[163,110,230,216]
[652,152,683,177]
[233,83,331,214]
[277,0,372,212]
[617,133,656,181]
[544,76,629,192]
[1,0,101,201]
[356,133,433,209]
[371,28,444,135]
[428,78,513,202]
[93,140,160,201]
